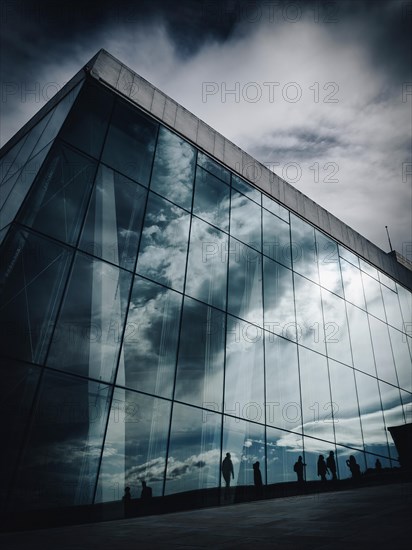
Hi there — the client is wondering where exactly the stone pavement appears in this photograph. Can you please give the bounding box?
[1,482,411,549]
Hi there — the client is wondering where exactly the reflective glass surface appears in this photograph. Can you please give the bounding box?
[263,257,296,341]
[262,194,289,222]
[346,302,376,376]
[232,174,261,204]
[321,289,352,366]
[197,151,230,184]
[362,272,385,321]
[290,214,318,283]
[193,167,230,232]
[262,209,291,268]
[316,230,343,296]
[368,316,398,385]
[293,273,325,354]
[266,426,301,484]
[230,189,261,252]
[340,258,366,309]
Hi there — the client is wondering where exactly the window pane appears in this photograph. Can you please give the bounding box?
[46,253,132,383]
[397,284,412,328]
[321,289,352,366]
[193,167,230,232]
[60,82,114,159]
[117,276,182,399]
[102,99,158,185]
[96,389,170,502]
[262,209,291,268]
[79,165,147,270]
[290,214,318,283]
[303,438,336,481]
[262,194,289,222]
[227,239,263,327]
[340,258,366,309]
[389,327,412,392]
[11,372,110,510]
[175,298,225,410]
[150,126,196,210]
[232,174,261,204]
[294,273,325,354]
[18,143,96,246]
[266,426,302,484]
[369,316,398,385]
[346,303,376,376]
[185,217,228,310]
[263,257,296,341]
[0,229,72,364]
[265,334,301,431]
[230,189,261,252]
[136,193,190,292]
[316,230,343,296]
[339,245,359,268]
[224,316,264,421]
[379,381,404,462]
[359,258,378,279]
[381,285,404,331]
[165,403,221,497]
[362,272,385,321]
[298,346,334,443]
[197,151,230,184]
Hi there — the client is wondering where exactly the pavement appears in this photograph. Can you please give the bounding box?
[1,482,411,549]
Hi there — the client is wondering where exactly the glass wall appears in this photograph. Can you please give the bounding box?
[1,77,411,516]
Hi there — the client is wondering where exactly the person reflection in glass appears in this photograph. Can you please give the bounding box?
[222,452,234,499]
[317,454,328,482]
[253,461,263,499]
[346,455,361,479]
[326,451,337,481]
[122,486,132,517]
[293,455,306,483]
[140,480,153,501]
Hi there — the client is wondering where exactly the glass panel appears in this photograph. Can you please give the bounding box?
[46,253,132,383]
[362,272,385,321]
[185,217,228,310]
[232,174,261,204]
[290,214,318,284]
[378,270,396,291]
[79,165,147,270]
[315,230,343,296]
[230,189,261,252]
[0,138,24,183]
[266,426,302,484]
[150,126,196,210]
[263,257,296,341]
[197,151,230,184]
[222,416,265,493]
[338,244,359,267]
[262,209,291,268]
[389,327,412,391]
[0,229,72,364]
[369,316,398,385]
[293,273,325,354]
[102,99,158,186]
[18,143,96,246]
[224,316,264,422]
[193,167,230,232]
[328,360,363,450]
[321,289,352,366]
[340,258,366,309]
[175,298,225,410]
[60,82,114,159]
[262,194,289,222]
[302,438,336,481]
[359,258,378,279]
[397,284,412,329]
[298,347,334,443]
[335,446,366,479]
[11,371,110,510]
[0,143,52,230]
[265,334,301,431]
[0,360,41,509]
[381,284,404,331]
[136,193,190,292]
[31,81,82,157]
[96,389,170,502]
[346,303,376,376]
[355,370,389,457]
[379,381,404,462]
[227,239,263,327]
[165,403,221,496]
[117,276,182,399]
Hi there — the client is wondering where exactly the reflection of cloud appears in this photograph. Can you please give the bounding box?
[166,448,221,480]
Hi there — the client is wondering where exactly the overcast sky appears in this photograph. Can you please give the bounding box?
[1,0,411,256]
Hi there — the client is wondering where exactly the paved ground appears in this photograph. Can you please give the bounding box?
[1,482,411,549]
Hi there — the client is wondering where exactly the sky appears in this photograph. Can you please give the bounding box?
[1,0,411,256]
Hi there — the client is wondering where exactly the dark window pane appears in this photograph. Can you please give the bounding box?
[150,126,196,210]
[294,273,325,354]
[346,303,376,376]
[230,189,261,252]
[321,289,352,366]
[197,151,230,184]
[0,229,72,364]
[79,165,147,270]
[263,257,296,341]
[185,217,228,310]
[11,372,110,510]
[18,143,96,246]
[262,209,291,268]
[175,298,225,409]
[46,253,132,383]
[102,99,158,185]
[368,316,398,385]
[267,426,302,484]
[315,230,343,296]
[193,167,230,232]
[290,214,318,283]
[117,276,182,398]
[232,174,261,204]
[136,193,190,292]
[96,389,171,501]
[60,82,114,158]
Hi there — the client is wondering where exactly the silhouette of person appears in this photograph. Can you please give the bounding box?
[317,454,329,482]
[375,458,382,472]
[122,486,132,517]
[346,455,361,479]
[253,461,263,498]
[222,452,234,499]
[140,480,152,500]
[326,451,337,481]
[293,455,306,483]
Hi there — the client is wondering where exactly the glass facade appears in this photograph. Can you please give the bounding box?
[0,71,411,519]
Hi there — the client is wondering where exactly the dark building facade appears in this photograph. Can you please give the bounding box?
[1,50,411,520]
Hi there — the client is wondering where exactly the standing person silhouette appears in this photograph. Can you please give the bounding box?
[293,455,306,483]
[326,451,337,481]
[346,455,361,479]
[222,452,234,499]
[317,454,329,482]
[253,461,263,498]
